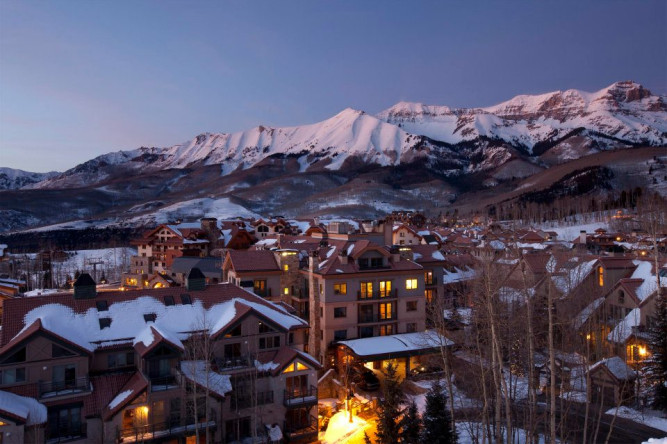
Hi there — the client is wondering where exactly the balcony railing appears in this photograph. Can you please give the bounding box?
[284,415,318,438]
[215,356,251,370]
[39,376,90,398]
[149,375,179,392]
[425,277,438,286]
[117,419,216,443]
[46,424,86,444]
[284,385,317,407]
[357,288,398,300]
[358,313,397,323]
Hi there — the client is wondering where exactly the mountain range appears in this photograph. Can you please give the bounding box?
[1,81,665,232]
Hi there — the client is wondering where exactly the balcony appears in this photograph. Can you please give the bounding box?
[215,356,251,370]
[284,385,317,407]
[425,277,438,287]
[358,313,397,324]
[284,415,318,442]
[149,375,179,392]
[117,419,216,443]
[39,376,91,399]
[357,288,398,301]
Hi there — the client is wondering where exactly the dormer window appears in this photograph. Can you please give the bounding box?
[144,313,157,323]
[180,294,192,305]
[96,300,108,312]
[99,318,112,329]
[164,295,175,306]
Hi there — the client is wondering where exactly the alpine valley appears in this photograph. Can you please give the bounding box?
[2,81,666,233]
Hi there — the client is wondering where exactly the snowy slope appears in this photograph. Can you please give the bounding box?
[22,80,667,193]
[33,109,420,189]
[378,81,667,153]
[0,167,59,190]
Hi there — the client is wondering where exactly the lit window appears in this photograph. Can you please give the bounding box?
[334,283,347,295]
[283,287,289,295]
[360,282,373,299]
[380,303,393,320]
[283,264,289,271]
[406,278,418,290]
[598,266,604,287]
[379,280,392,298]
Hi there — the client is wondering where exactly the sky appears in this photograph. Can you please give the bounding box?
[1,1,665,173]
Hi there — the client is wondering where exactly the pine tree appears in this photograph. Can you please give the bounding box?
[647,292,667,411]
[376,363,404,444]
[400,400,422,444]
[421,380,457,444]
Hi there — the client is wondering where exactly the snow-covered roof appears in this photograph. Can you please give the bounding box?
[0,390,47,425]
[574,297,604,330]
[590,356,636,381]
[180,361,232,397]
[607,307,641,344]
[6,286,307,353]
[551,259,597,295]
[442,266,476,284]
[339,331,453,359]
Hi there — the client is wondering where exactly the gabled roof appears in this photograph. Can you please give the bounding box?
[102,372,148,421]
[133,325,184,357]
[0,284,307,352]
[589,356,636,381]
[0,390,46,425]
[84,373,134,418]
[256,347,322,376]
[225,250,279,273]
[0,318,93,356]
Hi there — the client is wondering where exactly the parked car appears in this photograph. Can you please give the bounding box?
[351,366,380,391]
[409,364,443,378]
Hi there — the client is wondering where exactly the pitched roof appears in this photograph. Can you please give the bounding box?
[0,283,307,352]
[102,372,148,421]
[84,373,134,418]
[226,250,279,273]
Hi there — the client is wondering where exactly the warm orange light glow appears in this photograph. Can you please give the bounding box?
[586,334,591,340]
[641,251,647,256]
[639,346,647,357]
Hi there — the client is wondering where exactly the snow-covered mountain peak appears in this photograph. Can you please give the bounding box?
[377,101,454,119]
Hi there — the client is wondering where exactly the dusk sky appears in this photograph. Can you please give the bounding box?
[1,1,665,173]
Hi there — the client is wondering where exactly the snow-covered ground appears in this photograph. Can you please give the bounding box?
[14,247,135,289]
[456,421,560,444]
[409,379,480,411]
[606,406,667,432]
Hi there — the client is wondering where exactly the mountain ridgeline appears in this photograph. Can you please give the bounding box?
[1,81,665,232]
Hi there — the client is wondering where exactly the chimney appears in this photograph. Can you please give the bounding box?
[579,230,587,244]
[73,273,96,299]
[390,246,401,263]
[309,250,321,271]
[186,267,206,291]
[379,219,393,246]
[339,250,348,265]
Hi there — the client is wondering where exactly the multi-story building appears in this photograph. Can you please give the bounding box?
[0,271,319,444]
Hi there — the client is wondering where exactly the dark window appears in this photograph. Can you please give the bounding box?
[108,352,135,368]
[258,322,274,333]
[47,404,83,441]
[224,343,241,359]
[334,330,347,341]
[370,257,383,268]
[2,347,26,364]
[358,258,369,269]
[52,344,75,358]
[99,318,112,329]
[143,313,157,323]
[359,326,373,338]
[224,325,242,337]
[334,307,347,318]
[164,295,175,306]
[0,367,26,384]
[259,336,281,349]
[180,294,192,305]
[96,300,108,311]
[406,301,418,312]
